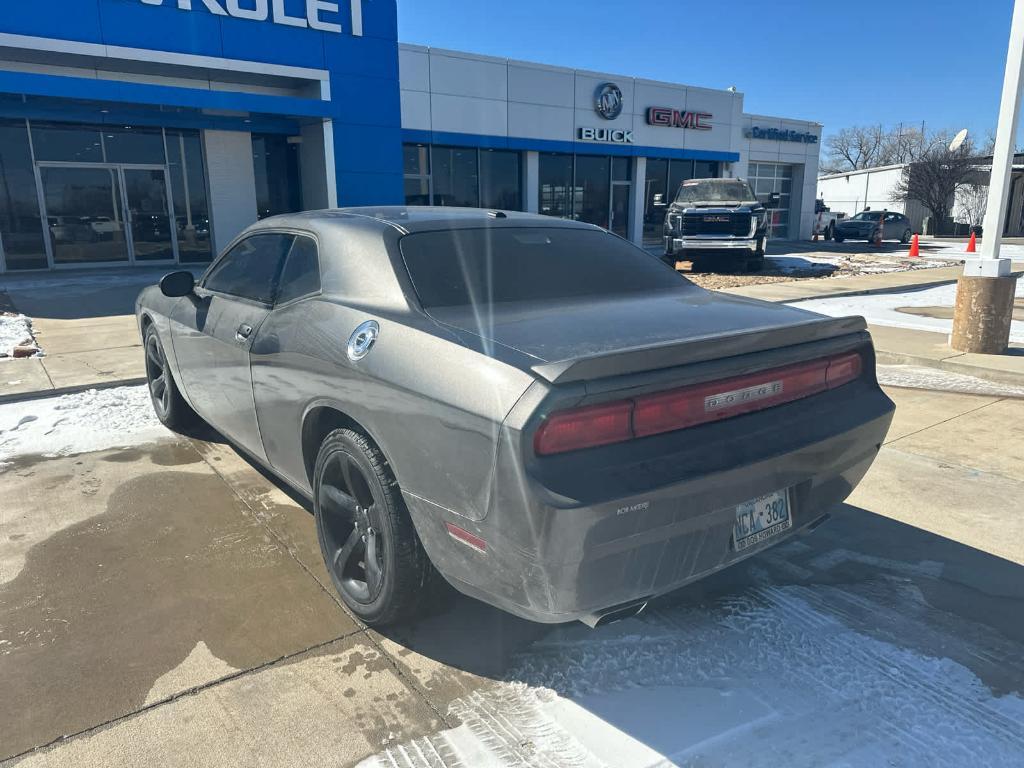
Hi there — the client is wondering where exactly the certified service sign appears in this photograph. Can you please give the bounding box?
[138,0,362,35]
[594,83,624,120]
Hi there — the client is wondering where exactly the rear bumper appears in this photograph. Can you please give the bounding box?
[407,386,894,624]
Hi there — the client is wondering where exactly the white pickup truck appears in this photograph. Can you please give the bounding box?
[812,199,846,240]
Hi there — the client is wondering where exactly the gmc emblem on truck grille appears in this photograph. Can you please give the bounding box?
[705,381,783,412]
[704,215,731,223]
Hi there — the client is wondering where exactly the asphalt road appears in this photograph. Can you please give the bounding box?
[1,383,1022,766]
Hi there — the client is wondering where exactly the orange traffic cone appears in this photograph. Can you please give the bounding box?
[812,231,819,242]
[966,231,977,253]
[908,233,920,258]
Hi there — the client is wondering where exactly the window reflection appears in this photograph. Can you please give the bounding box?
[0,120,47,270]
[252,133,302,219]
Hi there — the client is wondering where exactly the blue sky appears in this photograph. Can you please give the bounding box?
[397,0,1015,143]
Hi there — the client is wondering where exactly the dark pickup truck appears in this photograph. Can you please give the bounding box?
[663,178,771,272]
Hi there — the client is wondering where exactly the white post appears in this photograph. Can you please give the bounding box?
[970,0,1024,277]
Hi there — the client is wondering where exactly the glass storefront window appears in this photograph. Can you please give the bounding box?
[403,144,429,176]
[0,119,47,270]
[694,160,719,179]
[403,144,432,206]
[103,126,166,165]
[166,129,213,263]
[668,159,694,202]
[573,155,610,228]
[252,133,302,220]
[480,149,521,210]
[643,158,669,245]
[747,162,793,238]
[431,146,479,207]
[612,156,631,182]
[30,123,105,163]
[539,153,573,219]
[402,144,522,210]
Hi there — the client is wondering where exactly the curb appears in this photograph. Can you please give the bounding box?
[0,376,147,405]
[723,275,963,305]
[875,350,1024,389]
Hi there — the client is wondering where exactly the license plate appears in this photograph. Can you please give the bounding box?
[733,490,792,551]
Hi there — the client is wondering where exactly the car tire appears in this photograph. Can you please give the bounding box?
[143,325,197,431]
[833,234,844,243]
[901,229,912,244]
[824,223,834,241]
[746,256,765,272]
[313,428,436,626]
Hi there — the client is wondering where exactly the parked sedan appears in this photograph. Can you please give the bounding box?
[137,208,894,627]
[833,210,913,243]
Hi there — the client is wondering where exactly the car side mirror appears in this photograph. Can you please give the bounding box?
[160,270,195,298]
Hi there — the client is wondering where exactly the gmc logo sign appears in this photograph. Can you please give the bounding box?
[646,107,713,131]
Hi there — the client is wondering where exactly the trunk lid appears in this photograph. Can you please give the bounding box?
[427,289,866,383]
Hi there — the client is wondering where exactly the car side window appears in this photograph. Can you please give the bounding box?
[203,233,294,304]
[276,235,321,306]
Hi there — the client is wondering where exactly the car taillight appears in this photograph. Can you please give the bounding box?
[825,352,862,389]
[535,351,864,455]
[533,400,633,456]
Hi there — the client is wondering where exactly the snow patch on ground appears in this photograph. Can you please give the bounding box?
[0,313,40,359]
[789,282,1024,343]
[0,386,171,469]
[360,580,1024,768]
[878,364,1024,398]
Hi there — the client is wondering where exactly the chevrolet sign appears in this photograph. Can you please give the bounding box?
[138,0,362,35]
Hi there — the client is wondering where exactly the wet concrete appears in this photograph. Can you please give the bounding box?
[3,384,1024,766]
[0,442,357,759]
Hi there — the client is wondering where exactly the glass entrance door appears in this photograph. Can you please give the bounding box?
[124,168,175,262]
[38,164,177,266]
[39,166,129,265]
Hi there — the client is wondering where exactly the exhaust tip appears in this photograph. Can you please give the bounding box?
[579,599,649,629]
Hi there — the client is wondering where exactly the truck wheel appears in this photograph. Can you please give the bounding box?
[825,223,834,241]
[833,234,844,243]
[746,256,765,272]
[313,428,436,626]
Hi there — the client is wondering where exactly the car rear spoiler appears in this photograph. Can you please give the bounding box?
[530,315,868,384]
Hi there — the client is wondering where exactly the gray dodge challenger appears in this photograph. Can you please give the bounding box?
[136,207,894,627]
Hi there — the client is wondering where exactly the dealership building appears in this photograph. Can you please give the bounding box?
[0,1,822,273]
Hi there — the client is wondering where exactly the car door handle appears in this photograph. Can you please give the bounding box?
[235,323,253,344]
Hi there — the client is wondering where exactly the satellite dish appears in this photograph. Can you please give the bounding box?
[949,128,969,152]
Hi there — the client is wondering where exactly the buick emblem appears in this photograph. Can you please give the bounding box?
[595,82,623,120]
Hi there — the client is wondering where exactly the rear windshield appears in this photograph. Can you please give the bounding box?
[674,179,756,204]
[400,227,686,308]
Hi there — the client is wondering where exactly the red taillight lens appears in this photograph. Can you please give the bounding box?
[826,352,862,389]
[535,351,863,455]
[533,400,633,456]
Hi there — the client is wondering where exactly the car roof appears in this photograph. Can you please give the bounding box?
[250,206,603,235]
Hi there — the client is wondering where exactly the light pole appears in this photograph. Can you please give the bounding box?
[951,0,1023,353]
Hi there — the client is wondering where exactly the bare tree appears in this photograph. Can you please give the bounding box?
[956,182,989,230]
[821,125,887,173]
[891,136,979,235]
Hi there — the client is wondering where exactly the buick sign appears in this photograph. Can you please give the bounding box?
[138,0,361,35]
[594,83,623,120]
[578,127,633,144]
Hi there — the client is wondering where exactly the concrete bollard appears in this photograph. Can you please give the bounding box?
[950,275,1019,354]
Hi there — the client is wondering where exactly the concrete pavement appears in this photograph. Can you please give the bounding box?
[2,382,1023,766]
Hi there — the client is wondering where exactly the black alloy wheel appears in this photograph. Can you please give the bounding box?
[145,331,171,419]
[143,326,196,430]
[313,429,434,625]
[901,229,912,244]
